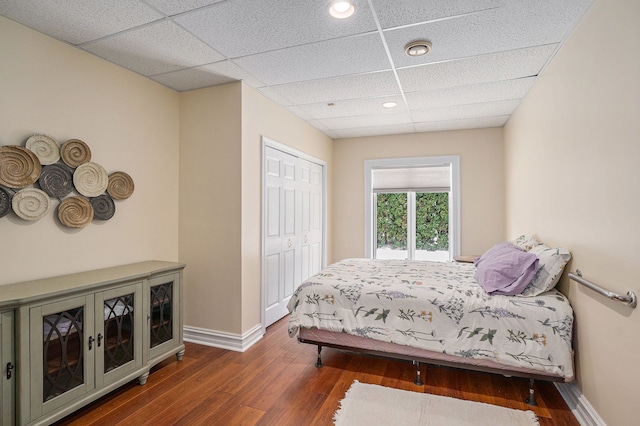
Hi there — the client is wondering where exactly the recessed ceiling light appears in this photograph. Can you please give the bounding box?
[329,1,355,19]
[404,40,432,57]
[382,101,397,108]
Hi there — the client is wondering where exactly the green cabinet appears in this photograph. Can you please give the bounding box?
[28,282,144,420]
[0,261,184,426]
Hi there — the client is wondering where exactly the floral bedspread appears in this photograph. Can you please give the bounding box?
[287,258,574,379]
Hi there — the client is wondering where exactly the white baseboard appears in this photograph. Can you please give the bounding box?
[554,382,605,426]
[183,323,264,352]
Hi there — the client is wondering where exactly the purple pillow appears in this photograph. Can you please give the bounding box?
[474,242,539,296]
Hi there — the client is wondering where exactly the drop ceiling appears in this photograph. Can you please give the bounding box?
[0,0,593,139]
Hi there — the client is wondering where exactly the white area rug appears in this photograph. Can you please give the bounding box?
[334,381,540,426]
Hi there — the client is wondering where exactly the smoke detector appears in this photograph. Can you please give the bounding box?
[404,40,432,57]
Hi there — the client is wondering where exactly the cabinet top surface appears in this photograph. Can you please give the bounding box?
[0,260,185,308]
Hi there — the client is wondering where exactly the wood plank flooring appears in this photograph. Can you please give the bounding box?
[56,317,578,425]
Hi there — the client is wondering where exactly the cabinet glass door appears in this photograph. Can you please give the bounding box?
[149,281,173,348]
[43,307,84,402]
[146,272,181,362]
[30,295,94,418]
[95,283,143,387]
[103,294,135,373]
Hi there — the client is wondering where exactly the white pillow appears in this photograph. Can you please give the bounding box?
[518,244,571,297]
[510,235,541,252]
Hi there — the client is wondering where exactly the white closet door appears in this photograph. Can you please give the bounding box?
[298,159,323,280]
[264,147,298,326]
[264,145,324,327]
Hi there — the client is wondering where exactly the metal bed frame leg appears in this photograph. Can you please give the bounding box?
[316,345,323,367]
[525,378,538,406]
[413,361,424,386]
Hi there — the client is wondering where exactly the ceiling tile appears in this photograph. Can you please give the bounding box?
[174,0,378,58]
[143,0,225,16]
[264,71,401,105]
[411,99,521,123]
[150,59,265,91]
[233,33,391,86]
[285,106,314,121]
[313,112,413,131]
[323,129,341,139]
[0,0,162,45]
[297,95,406,120]
[256,88,295,107]
[414,115,509,132]
[405,77,535,109]
[384,1,592,69]
[371,0,500,29]
[81,20,226,76]
[396,44,558,93]
[334,124,417,139]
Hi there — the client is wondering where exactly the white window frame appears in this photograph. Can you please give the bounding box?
[364,156,460,260]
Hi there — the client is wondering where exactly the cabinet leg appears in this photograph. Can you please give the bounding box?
[176,348,185,361]
[138,371,150,385]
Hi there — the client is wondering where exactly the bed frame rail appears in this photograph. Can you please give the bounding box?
[303,338,564,406]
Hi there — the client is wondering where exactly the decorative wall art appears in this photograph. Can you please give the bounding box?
[0,134,134,228]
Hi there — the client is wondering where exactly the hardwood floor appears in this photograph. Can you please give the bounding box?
[56,317,578,425]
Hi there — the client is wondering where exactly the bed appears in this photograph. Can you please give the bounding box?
[287,238,573,405]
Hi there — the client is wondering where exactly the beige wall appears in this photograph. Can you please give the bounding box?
[332,128,505,262]
[0,12,333,338]
[504,1,639,424]
[0,16,180,286]
[241,85,333,333]
[179,83,243,333]
[180,83,333,335]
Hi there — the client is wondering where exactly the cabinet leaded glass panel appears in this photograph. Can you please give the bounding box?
[149,282,173,348]
[103,294,135,373]
[42,308,84,402]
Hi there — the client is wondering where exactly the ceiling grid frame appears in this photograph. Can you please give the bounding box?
[0,0,595,138]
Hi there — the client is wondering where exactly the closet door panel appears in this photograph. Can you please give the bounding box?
[283,187,296,237]
[263,144,324,327]
[283,249,296,299]
[265,253,280,308]
[264,146,290,325]
[266,187,280,238]
[308,162,324,278]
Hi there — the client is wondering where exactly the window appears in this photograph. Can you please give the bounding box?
[364,156,460,261]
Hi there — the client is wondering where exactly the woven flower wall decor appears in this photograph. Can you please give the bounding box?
[0,134,134,228]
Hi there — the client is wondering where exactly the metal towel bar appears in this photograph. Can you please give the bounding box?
[568,269,637,308]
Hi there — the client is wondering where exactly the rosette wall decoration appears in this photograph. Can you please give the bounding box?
[25,134,61,165]
[0,146,42,188]
[73,162,108,197]
[91,194,116,220]
[61,139,91,167]
[107,171,134,200]
[11,188,51,221]
[0,134,134,228]
[39,164,73,198]
[58,196,94,228]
